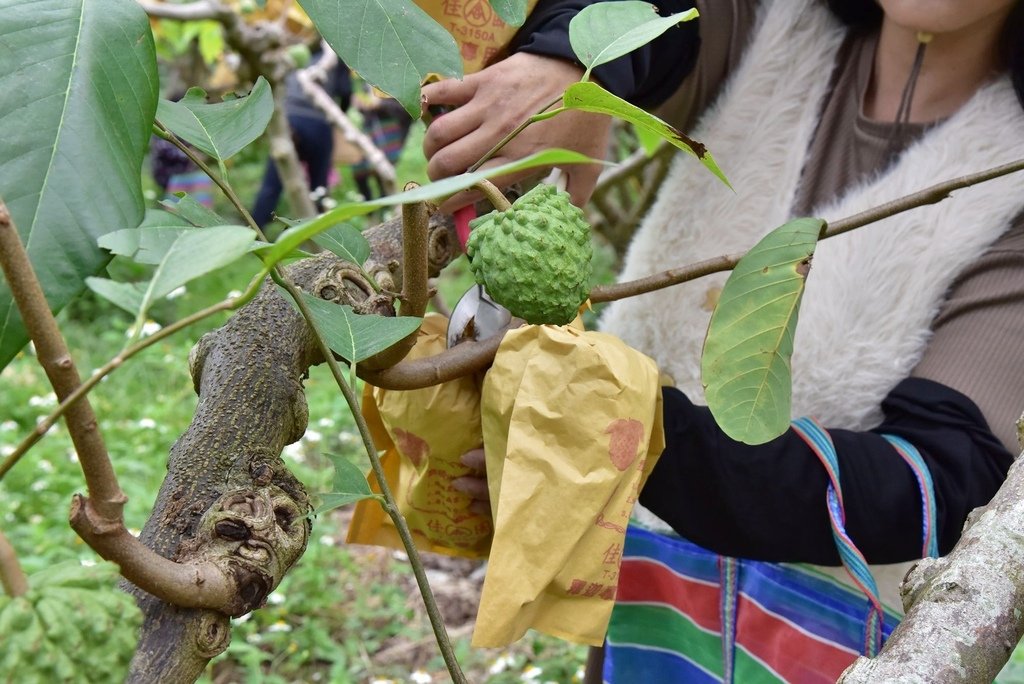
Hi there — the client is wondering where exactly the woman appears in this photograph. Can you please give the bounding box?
[425,1,1024,680]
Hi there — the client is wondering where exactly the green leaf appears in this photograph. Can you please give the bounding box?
[634,124,664,156]
[312,453,377,516]
[287,289,422,363]
[701,218,824,445]
[569,2,698,80]
[85,278,147,315]
[312,223,371,265]
[489,0,528,27]
[161,193,226,228]
[138,225,256,319]
[99,226,196,265]
[264,149,603,264]
[156,77,273,161]
[298,0,462,117]
[0,0,158,370]
[561,81,730,187]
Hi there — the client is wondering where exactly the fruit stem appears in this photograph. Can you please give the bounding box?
[473,180,512,212]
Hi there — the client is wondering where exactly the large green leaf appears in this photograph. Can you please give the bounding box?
[155,77,273,161]
[0,0,158,370]
[560,81,730,187]
[289,290,422,364]
[298,0,462,117]
[265,149,602,265]
[701,218,824,445]
[569,1,698,81]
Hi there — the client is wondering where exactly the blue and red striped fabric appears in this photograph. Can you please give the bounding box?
[604,526,902,683]
[605,417,938,683]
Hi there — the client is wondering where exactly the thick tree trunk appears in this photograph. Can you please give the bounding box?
[840,444,1024,683]
[126,214,458,682]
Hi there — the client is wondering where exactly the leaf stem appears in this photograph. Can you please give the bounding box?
[472,180,512,212]
[468,95,564,172]
[153,121,268,240]
[273,273,467,684]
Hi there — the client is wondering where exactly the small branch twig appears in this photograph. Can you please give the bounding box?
[0,201,246,614]
[0,529,28,598]
[468,95,563,173]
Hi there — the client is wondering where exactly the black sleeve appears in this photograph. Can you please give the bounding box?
[639,377,1014,565]
[508,0,701,108]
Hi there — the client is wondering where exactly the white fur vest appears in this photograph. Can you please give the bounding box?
[601,0,1024,607]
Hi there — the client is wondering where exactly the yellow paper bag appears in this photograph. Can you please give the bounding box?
[473,325,665,647]
[413,0,540,73]
[346,314,492,558]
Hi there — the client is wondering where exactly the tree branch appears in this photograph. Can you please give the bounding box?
[0,202,262,618]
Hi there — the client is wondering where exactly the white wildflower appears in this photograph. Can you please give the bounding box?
[268,592,286,605]
[319,535,336,547]
[138,417,157,429]
[0,446,13,457]
[246,632,262,643]
[410,670,432,684]
[521,666,543,681]
[282,442,306,462]
[267,620,292,633]
[28,393,56,408]
[317,417,335,428]
[0,420,17,432]
[488,653,516,675]
[38,459,53,473]
[303,429,322,443]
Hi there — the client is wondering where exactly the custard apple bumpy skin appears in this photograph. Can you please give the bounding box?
[466,184,593,325]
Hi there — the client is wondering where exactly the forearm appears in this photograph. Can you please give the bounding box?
[640,378,1014,565]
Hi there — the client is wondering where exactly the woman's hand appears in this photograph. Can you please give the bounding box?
[452,447,491,517]
[422,52,612,211]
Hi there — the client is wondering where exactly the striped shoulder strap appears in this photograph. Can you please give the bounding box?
[791,416,886,656]
[881,433,939,559]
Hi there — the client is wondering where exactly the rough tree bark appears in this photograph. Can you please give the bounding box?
[126,214,458,683]
[840,440,1024,684]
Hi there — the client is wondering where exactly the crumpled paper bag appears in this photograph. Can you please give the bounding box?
[346,314,492,558]
[473,324,665,647]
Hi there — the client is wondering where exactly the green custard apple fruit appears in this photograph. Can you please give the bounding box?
[466,184,593,325]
